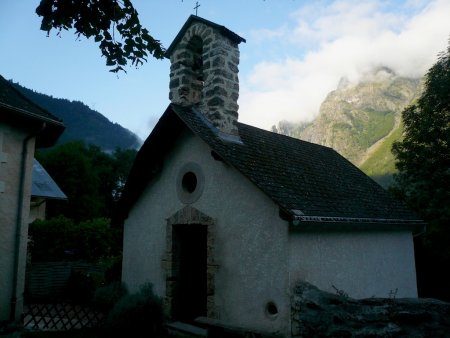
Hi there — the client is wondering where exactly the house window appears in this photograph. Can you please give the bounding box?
[176,162,204,204]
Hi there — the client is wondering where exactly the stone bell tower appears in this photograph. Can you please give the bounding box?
[165,15,246,135]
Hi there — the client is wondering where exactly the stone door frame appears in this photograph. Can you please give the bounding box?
[162,205,218,320]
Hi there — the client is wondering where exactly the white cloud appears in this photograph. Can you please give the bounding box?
[250,24,290,43]
[239,0,450,130]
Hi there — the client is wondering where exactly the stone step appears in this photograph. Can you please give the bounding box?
[167,321,208,338]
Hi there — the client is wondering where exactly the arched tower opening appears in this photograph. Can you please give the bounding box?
[166,16,246,136]
[187,35,204,105]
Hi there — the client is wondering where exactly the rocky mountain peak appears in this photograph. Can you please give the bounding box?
[273,66,423,187]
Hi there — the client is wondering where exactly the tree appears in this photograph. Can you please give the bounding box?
[392,39,450,300]
[29,216,121,261]
[36,0,165,73]
[111,147,138,201]
[36,141,137,221]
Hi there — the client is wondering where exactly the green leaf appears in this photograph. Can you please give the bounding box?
[36,0,165,73]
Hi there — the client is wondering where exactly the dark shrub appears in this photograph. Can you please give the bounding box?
[66,270,104,304]
[93,281,127,312]
[103,283,164,337]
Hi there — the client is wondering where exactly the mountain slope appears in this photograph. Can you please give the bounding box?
[274,68,422,187]
[300,68,421,164]
[359,119,404,187]
[11,82,141,151]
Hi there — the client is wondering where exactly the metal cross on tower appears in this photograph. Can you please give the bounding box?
[194,1,200,16]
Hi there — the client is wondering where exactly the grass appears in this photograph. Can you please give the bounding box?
[360,120,404,188]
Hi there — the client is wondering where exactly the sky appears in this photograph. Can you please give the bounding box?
[1,0,450,141]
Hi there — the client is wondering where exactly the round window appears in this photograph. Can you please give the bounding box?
[182,171,197,193]
[176,162,204,204]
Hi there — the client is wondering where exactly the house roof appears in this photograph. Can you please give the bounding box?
[165,15,246,57]
[119,104,424,228]
[32,159,67,200]
[0,75,65,148]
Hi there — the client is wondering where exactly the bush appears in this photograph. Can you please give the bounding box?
[65,270,104,304]
[103,284,164,337]
[28,216,76,261]
[93,282,127,312]
[100,255,123,284]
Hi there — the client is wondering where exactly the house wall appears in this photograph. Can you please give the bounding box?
[122,130,290,336]
[0,124,35,321]
[289,230,418,299]
[29,197,46,223]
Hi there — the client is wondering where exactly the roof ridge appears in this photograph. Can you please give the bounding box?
[0,75,63,124]
[236,121,336,151]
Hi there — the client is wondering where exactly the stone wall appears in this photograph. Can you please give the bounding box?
[291,281,450,337]
[168,21,241,135]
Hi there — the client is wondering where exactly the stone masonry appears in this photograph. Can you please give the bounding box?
[162,205,218,320]
[291,281,450,337]
[167,19,244,135]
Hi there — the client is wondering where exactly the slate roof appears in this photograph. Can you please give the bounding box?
[119,104,423,228]
[32,159,67,200]
[0,75,64,148]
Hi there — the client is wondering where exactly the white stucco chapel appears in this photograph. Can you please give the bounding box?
[119,15,424,337]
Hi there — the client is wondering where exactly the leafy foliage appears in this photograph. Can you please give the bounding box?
[36,0,165,72]
[103,283,164,337]
[36,141,137,221]
[392,44,450,230]
[28,216,124,303]
[392,40,450,300]
[66,269,106,304]
[29,216,122,262]
[28,216,76,261]
[93,281,127,312]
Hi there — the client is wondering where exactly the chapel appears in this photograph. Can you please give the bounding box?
[119,15,423,337]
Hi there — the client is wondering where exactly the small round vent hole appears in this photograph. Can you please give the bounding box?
[266,302,278,317]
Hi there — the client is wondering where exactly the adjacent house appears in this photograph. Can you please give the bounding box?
[119,16,424,337]
[0,75,64,322]
[29,158,67,224]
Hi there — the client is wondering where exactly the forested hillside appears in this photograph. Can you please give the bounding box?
[11,81,141,151]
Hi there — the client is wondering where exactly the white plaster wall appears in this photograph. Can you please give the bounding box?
[29,198,47,224]
[289,230,417,299]
[122,130,290,336]
[0,124,34,321]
